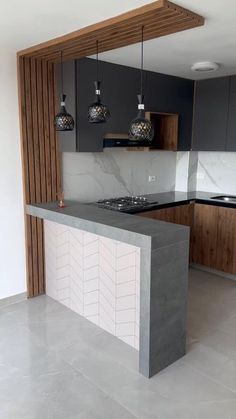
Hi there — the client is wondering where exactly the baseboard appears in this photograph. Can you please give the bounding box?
[0,292,27,309]
[190,263,236,282]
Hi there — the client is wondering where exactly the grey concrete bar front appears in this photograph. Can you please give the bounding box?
[27,201,189,378]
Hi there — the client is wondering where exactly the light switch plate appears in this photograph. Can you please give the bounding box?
[149,175,157,182]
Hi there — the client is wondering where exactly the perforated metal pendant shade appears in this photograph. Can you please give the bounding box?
[54,94,75,131]
[88,42,110,124]
[88,81,110,123]
[129,27,153,142]
[129,95,153,142]
[54,52,75,132]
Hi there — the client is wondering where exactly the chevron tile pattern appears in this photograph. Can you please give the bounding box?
[44,220,140,350]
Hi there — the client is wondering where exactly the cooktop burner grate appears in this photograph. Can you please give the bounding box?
[95,196,158,213]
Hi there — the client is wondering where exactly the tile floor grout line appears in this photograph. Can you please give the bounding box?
[182,359,236,396]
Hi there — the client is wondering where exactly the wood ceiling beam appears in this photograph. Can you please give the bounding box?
[18,0,204,62]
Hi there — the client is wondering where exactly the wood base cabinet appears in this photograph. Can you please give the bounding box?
[139,203,236,275]
[138,203,194,258]
[192,204,236,274]
[191,204,218,268]
[138,203,194,225]
[216,207,236,273]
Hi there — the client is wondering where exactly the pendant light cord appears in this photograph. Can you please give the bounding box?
[96,40,99,81]
[60,50,64,96]
[141,26,144,99]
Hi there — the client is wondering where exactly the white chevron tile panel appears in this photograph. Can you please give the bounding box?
[44,220,140,350]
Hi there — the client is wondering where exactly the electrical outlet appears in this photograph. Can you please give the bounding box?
[148,175,157,182]
[197,172,205,180]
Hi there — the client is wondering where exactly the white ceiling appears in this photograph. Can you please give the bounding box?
[2,0,236,80]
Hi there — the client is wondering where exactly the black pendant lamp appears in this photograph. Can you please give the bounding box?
[54,51,75,131]
[129,27,154,142]
[88,41,110,123]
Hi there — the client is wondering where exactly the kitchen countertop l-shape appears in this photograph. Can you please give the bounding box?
[26,190,235,250]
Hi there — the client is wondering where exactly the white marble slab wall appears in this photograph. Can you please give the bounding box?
[62,150,176,202]
[196,152,236,194]
[175,151,198,192]
[175,152,190,191]
[44,220,140,350]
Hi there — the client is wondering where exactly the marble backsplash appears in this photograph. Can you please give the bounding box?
[196,152,236,195]
[175,152,198,192]
[62,150,176,202]
[62,149,236,201]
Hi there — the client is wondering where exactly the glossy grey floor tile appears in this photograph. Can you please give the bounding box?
[1,268,236,419]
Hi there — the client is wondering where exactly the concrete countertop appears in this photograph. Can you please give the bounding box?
[26,190,235,249]
[135,191,236,212]
[26,198,189,251]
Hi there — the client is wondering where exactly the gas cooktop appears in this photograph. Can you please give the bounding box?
[94,196,158,213]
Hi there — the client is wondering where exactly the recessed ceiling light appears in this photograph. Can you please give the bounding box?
[191,61,220,72]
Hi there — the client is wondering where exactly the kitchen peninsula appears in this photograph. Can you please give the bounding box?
[27,198,190,378]
[27,189,236,378]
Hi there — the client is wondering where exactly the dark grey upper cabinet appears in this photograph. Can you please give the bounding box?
[145,71,194,150]
[58,57,194,152]
[226,76,236,151]
[76,58,140,152]
[192,77,230,151]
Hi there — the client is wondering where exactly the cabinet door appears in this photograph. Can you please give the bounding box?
[146,71,194,151]
[226,76,236,151]
[192,204,218,268]
[216,207,236,274]
[138,204,193,225]
[138,204,193,259]
[76,58,140,152]
[138,206,177,222]
[192,77,230,151]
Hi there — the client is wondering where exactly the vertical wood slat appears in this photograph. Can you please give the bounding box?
[18,56,60,297]
[31,58,41,203]
[36,60,47,203]
[48,62,57,200]
[42,61,52,202]
[53,64,62,195]
[30,58,41,296]
[18,58,33,297]
[24,58,36,204]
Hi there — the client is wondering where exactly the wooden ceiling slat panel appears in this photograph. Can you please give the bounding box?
[43,11,182,62]
[59,16,195,63]
[26,9,180,60]
[18,1,204,62]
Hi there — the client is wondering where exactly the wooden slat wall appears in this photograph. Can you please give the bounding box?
[18,56,60,297]
[17,0,204,298]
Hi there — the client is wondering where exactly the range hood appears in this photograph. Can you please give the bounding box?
[103,133,152,148]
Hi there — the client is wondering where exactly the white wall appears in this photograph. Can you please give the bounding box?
[0,51,26,299]
[62,150,177,201]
